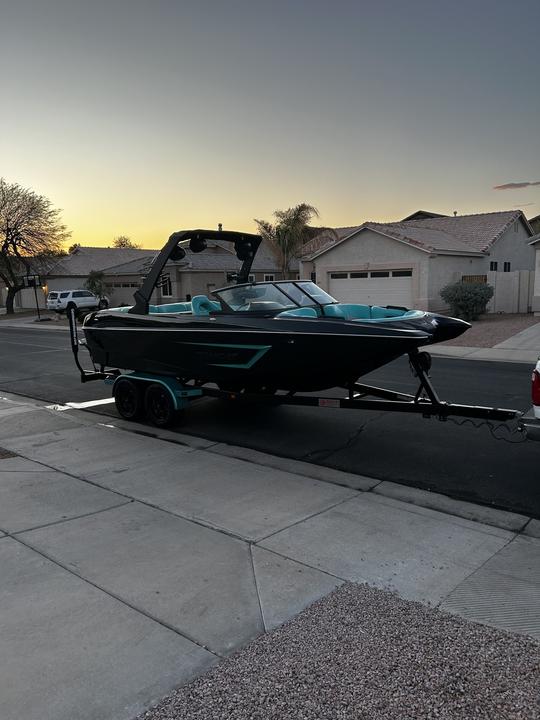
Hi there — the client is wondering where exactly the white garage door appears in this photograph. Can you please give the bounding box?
[328,270,413,308]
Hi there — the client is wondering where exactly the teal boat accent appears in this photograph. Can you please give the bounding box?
[110,372,203,410]
[181,342,271,369]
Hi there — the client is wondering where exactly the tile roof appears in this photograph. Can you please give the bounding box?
[301,226,362,257]
[48,247,152,276]
[303,211,529,259]
[102,239,283,276]
[400,210,447,221]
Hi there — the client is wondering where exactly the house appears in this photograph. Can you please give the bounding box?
[531,233,540,315]
[102,238,287,306]
[529,214,540,235]
[45,246,152,294]
[300,210,536,313]
[7,239,287,310]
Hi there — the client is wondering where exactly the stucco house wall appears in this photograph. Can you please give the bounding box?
[532,240,540,314]
[309,229,430,307]
[487,220,535,270]
[427,255,486,312]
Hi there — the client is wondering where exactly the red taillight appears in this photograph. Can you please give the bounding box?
[532,369,540,406]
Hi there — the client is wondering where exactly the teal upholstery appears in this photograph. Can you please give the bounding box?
[145,303,190,314]
[322,304,347,318]
[322,302,423,322]
[353,308,424,323]
[370,306,405,319]
[191,295,221,316]
[149,302,192,314]
[277,307,318,318]
[336,304,372,320]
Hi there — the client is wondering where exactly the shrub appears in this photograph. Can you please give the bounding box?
[439,281,494,321]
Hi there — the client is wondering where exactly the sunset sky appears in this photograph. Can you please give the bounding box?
[1,0,539,249]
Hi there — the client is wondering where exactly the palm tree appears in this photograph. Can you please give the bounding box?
[254,203,320,279]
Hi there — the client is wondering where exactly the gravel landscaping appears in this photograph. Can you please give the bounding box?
[138,583,540,720]
[440,314,540,348]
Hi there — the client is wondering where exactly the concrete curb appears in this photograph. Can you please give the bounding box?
[522,518,540,539]
[206,443,379,491]
[372,481,530,533]
[427,345,538,364]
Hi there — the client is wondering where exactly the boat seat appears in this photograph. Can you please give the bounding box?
[322,304,347,319]
[149,302,192,314]
[334,304,372,320]
[277,307,318,318]
[191,295,221,316]
[370,306,407,319]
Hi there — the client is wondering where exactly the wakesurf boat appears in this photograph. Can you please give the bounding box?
[80,228,470,392]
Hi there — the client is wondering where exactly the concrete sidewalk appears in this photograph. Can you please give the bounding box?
[0,391,539,720]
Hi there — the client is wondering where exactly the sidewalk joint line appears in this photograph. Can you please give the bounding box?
[248,544,267,632]
[254,494,359,544]
[253,544,347,585]
[435,532,518,607]
[8,500,133,536]
[11,535,224,660]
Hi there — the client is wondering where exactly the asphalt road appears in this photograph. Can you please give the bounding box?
[0,324,538,517]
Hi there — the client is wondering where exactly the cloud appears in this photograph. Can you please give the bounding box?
[493,181,540,190]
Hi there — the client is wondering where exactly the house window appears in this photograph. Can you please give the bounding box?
[490,261,498,271]
[161,275,172,296]
[264,274,275,282]
[350,272,368,278]
[330,272,348,279]
[310,272,316,283]
[248,274,255,283]
[503,262,511,272]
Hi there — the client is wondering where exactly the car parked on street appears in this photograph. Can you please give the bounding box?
[46,290,108,313]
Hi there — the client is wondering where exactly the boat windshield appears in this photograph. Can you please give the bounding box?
[214,281,337,312]
[294,282,336,305]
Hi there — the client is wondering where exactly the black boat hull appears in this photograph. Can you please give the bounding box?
[83,311,434,391]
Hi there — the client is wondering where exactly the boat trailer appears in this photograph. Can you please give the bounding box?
[68,306,523,430]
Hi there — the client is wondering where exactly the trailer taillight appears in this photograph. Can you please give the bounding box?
[532,369,540,406]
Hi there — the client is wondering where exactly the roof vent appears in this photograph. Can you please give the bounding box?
[453,211,458,217]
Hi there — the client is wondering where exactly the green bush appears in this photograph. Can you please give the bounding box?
[439,281,493,321]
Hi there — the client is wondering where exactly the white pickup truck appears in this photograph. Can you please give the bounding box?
[520,358,540,441]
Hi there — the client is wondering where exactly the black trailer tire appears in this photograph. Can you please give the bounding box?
[144,383,178,428]
[114,378,143,421]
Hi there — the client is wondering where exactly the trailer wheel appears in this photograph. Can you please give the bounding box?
[144,383,177,428]
[114,378,143,421]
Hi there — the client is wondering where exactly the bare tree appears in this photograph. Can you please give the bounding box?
[0,179,71,313]
[113,235,140,249]
[254,203,321,279]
